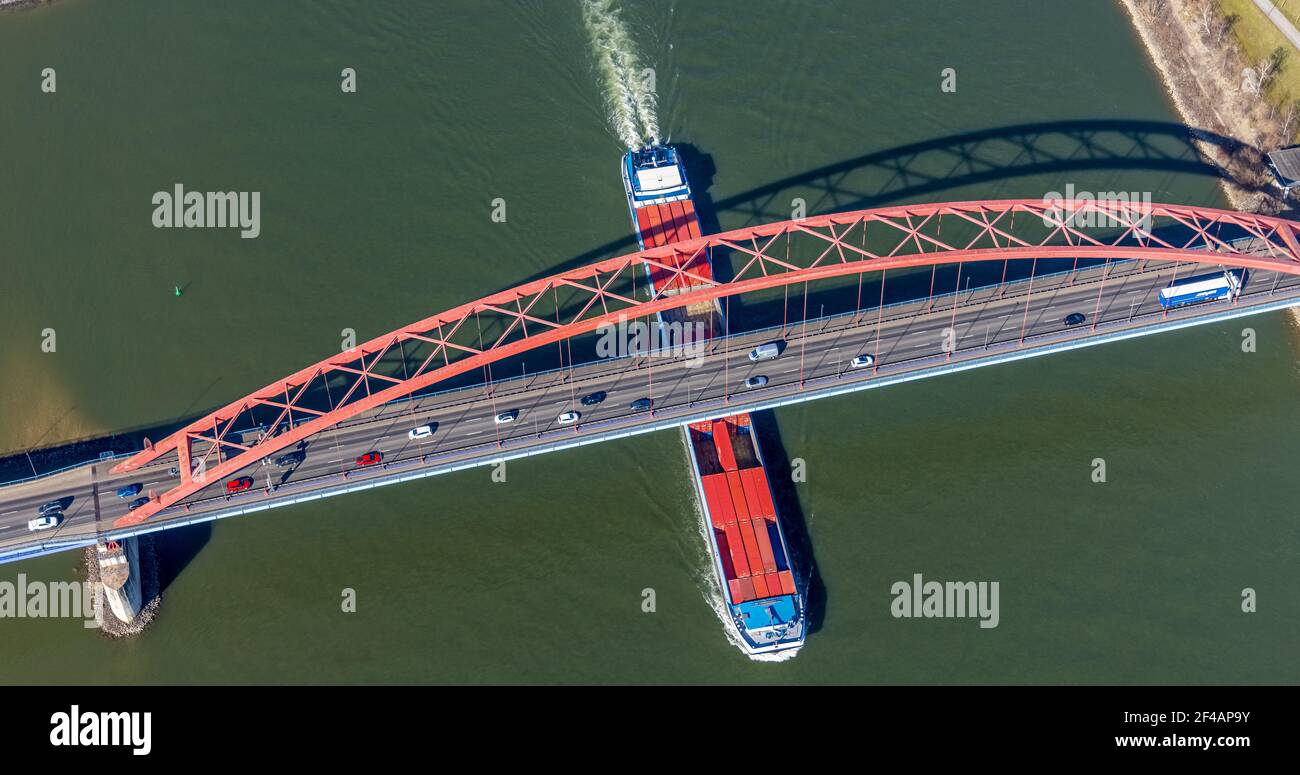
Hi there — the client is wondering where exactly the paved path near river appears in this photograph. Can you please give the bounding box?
[1253,0,1300,51]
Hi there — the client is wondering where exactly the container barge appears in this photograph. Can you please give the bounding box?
[621,144,806,657]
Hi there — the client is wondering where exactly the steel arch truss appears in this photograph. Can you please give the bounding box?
[113,199,1300,525]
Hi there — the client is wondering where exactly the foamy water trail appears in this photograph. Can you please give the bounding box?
[580,0,660,149]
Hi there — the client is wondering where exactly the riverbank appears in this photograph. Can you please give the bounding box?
[1118,0,1290,214]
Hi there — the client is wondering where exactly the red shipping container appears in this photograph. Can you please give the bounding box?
[736,519,766,589]
[739,468,766,521]
[714,420,738,471]
[722,522,751,579]
[713,529,737,580]
[727,578,745,604]
[748,467,778,519]
[735,576,756,603]
[725,471,749,521]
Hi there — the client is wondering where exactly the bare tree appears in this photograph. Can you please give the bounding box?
[1217,13,1239,47]
[1242,48,1286,96]
[1138,0,1169,20]
[1193,1,1219,41]
[1283,100,1300,141]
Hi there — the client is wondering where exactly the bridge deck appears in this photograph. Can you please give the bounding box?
[4,257,1300,562]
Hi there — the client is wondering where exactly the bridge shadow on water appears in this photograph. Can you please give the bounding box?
[502,118,1276,292]
[0,119,1273,601]
[152,521,211,593]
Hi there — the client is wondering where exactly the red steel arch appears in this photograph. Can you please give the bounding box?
[113,199,1300,526]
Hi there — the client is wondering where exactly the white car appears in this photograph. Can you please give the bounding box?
[408,424,434,440]
[850,354,875,368]
[28,513,61,532]
[494,411,518,425]
[557,411,581,425]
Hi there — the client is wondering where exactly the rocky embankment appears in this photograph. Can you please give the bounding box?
[1118,0,1290,214]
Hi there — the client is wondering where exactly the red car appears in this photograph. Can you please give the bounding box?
[226,477,254,494]
[356,451,383,467]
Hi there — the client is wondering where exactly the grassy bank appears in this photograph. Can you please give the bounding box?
[1219,0,1300,122]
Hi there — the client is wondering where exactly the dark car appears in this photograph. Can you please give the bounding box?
[356,451,383,467]
[115,483,142,499]
[274,451,305,468]
[629,398,653,412]
[1064,312,1087,326]
[580,391,607,406]
[226,477,254,494]
[128,497,150,510]
[37,499,65,515]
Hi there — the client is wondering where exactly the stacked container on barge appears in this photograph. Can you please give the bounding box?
[621,144,806,657]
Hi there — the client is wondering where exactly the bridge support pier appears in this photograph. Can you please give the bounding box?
[96,537,142,626]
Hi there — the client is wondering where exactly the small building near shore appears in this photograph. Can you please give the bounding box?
[1266,147,1300,192]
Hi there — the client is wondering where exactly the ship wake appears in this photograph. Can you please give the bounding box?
[580,0,661,150]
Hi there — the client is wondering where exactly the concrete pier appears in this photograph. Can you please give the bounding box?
[97,538,142,625]
[84,535,158,636]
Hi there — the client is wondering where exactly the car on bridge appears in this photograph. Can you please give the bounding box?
[749,342,783,362]
[274,451,305,467]
[630,397,653,412]
[115,483,143,499]
[557,411,580,425]
[38,499,65,516]
[128,497,150,510]
[27,513,61,532]
[494,411,518,425]
[226,477,254,494]
[408,424,435,440]
[1064,312,1087,326]
[356,451,383,467]
[580,391,606,406]
[744,375,768,389]
[850,354,875,368]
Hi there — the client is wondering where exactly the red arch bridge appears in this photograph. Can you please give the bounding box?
[109,200,1300,527]
[75,199,1300,528]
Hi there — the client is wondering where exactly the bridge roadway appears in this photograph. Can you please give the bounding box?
[4,258,1300,561]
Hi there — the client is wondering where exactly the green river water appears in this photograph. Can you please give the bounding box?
[0,0,1296,683]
